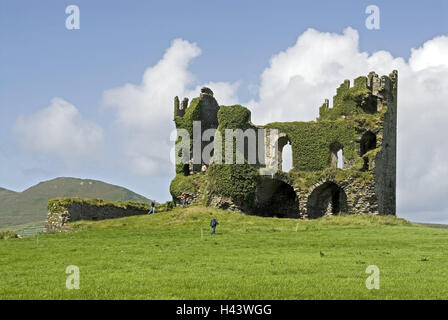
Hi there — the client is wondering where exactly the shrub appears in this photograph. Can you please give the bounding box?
[0,230,18,240]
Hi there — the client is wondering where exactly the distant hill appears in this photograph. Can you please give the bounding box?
[0,177,151,228]
[0,187,17,196]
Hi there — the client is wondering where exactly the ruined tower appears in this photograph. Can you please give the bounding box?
[170,71,397,218]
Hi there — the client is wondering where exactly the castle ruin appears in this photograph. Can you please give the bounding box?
[170,71,397,218]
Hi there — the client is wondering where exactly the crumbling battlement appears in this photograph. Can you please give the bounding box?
[170,71,397,219]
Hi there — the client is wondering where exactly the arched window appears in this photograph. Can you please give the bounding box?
[277,135,293,172]
[360,131,376,171]
[281,142,293,172]
[329,142,344,169]
[336,149,343,169]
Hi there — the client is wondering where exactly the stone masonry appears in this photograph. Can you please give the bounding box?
[171,71,398,218]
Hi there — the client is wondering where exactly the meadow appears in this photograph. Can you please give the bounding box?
[1,206,448,299]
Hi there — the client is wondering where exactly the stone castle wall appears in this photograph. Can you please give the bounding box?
[45,198,150,231]
[170,71,398,219]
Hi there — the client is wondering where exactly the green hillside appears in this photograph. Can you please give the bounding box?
[0,187,17,198]
[1,206,448,299]
[0,177,150,228]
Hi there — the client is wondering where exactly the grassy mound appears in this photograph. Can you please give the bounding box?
[1,207,447,300]
[71,206,412,232]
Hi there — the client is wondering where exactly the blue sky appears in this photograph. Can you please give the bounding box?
[1,1,447,222]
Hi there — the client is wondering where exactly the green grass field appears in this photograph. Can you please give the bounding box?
[1,206,448,299]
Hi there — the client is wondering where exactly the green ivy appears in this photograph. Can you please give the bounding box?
[288,167,373,190]
[207,163,258,207]
[173,97,202,174]
[48,198,175,214]
[204,105,259,207]
[48,198,151,213]
[264,120,356,171]
[169,173,205,197]
[174,97,201,136]
[318,76,372,120]
[218,105,252,129]
[265,109,384,174]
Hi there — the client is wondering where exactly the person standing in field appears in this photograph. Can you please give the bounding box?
[181,193,188,207]
[210,218,218,235]
[148,200,155,214]
[201,164,207,175]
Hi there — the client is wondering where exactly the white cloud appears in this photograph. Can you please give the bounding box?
[246,28,448,223]
[409,35,448,71]
[103,38,239,176]
[14,98,104,160]
[248,27,407,123]
[103,39,202,128]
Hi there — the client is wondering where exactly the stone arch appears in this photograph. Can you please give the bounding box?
[253,176,299,218]
[329,142,344,169]
[360,131,377,171]
[306,181,348,218]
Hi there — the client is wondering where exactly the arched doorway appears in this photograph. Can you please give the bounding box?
[253,177,299,218]
[306,181,348,218]
[329,142,344,169]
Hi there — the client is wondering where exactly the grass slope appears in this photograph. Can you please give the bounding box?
[0,187,17,196]
[0,177,150,228]
[1,206,448,299]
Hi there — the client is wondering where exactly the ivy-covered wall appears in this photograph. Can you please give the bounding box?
[173,88,220,174]
[46,198,149,231]
[318,76,373,120]
[265,113,384,171]
[207,104,259,209]
[218,105,253,129]
[169,173,209,205]
[46,198,174,230]
[207,163,259,209]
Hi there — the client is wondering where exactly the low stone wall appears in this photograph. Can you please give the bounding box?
[46,198,150,231]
